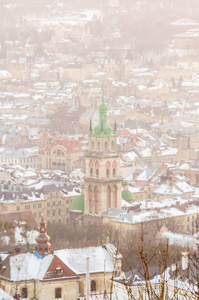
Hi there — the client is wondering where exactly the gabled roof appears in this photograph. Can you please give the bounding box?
[55,246,114,275]
[5,253,78,282]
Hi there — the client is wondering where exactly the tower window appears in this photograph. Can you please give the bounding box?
[113,168,116,177]
[96,169,99,177]
[92,141,94,150]
[98,142,100,150]
[106,169,110,178]
[90,168,93,176]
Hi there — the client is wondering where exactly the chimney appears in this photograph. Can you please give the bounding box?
[182,251,189,270]
[15,293,20,300]
[171,263,176,272]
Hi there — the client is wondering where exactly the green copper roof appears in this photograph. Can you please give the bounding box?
[90,93,117,137]
[70,195,84,212]
[122,190,134,201]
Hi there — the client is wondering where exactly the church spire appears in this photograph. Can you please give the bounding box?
[35,215,51,258]
[91,92,116,137]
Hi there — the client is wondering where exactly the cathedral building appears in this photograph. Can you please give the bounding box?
[70,94,123,218]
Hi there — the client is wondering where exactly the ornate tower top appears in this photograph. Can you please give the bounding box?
[90,93,117,137]
[35,215,51,258]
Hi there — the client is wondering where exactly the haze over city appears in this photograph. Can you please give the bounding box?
[1,0,199,299]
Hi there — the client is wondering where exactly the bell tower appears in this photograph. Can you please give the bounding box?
[35,216,51,257]
[84,94,122,215]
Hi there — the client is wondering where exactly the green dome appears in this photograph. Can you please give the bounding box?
[92,93,113,137]
[70,195,84,212]
[122,190,134,201]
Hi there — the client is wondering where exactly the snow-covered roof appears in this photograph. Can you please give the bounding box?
[55,246,114,275]
[10,253,54,281]
[153,184,182,195]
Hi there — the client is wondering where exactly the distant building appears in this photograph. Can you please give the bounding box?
[38,132,83,172]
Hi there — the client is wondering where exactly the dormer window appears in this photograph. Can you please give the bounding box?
[56,267,62,274]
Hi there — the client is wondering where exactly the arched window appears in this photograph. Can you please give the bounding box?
[113,185,117,208]
[94,186,98,214]
[113,168,116,177]
[106,161,110,178]
[107,186,111,209]
[89,161,93,177]
[90,168,93,176]
[92,141,94,150]
[111,141,114,150]
[95,161,99,177]
[53,149,65,157]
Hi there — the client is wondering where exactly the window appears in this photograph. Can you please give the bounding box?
[22,288,27,298]
[90,168,93,176]
[91,280,96,292]
[113,168,116,177]
[55,288,62,298]
[56,267,62,274]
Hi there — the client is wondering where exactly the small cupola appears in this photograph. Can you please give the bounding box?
[35,215,51,258]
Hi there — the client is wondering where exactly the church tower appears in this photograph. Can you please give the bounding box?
[84,94,122,215]
[35,216,51,258]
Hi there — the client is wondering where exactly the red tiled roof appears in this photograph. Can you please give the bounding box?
[118,129,133,137]
[44,137,82,152]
